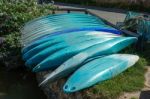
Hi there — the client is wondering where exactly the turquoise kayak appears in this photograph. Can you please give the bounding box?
[22,30,120,53]
[21,13,121,45]
[26,38,113,68]
[63,54,139,93]
[22,13,105,29]
[23,35,117,62]
[22,28,120,46]
[39,37,137,86]
[22,22,108,39]
[33,37,137,73]
[22,13,109,35]
[23,36,115,65]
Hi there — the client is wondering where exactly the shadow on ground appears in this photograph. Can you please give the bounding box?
[140,90,150,99]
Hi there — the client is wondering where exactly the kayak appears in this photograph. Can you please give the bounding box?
[21,13,121,46]
[22,13,111,35]
[63,54,139,93]
[22,28,121,46]
[23,35,117,61]
[26,38,113,68]
[34,37,137,73]
[22,30,120,53]
[38,37,137,86]
[22,13,105,31]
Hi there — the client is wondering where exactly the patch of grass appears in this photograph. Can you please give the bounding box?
[88,57,146,99]
[131,97,138,99]
[140,43,150,65]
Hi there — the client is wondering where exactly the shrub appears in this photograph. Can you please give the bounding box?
[0,0,55,68]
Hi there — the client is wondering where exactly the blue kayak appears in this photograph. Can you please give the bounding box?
[63,54,139,93]
[24,37,116,66]
[33,37,137,73]
[23,13,105,28]
[22,28,121,46]
[22,30,120,54]
[39,37,137,86]
[21,13,121,46]
[23,32,120,61]
[22,13,111,35]
[27,38,113,69]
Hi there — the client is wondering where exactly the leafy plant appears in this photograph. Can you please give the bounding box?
[0,0,55,69]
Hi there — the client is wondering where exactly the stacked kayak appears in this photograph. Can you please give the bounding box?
[34,37,137,73]
[21,12,139,93]
[39,37,137,86]
[21,13,121,46]
[22,13,122,70]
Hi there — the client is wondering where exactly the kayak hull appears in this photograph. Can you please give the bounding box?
[21,13,121,46]
[32,38,114,71]
[38,37,137,86]
[63,54,139,93]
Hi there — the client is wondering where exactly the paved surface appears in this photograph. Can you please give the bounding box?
[55,3,126,24]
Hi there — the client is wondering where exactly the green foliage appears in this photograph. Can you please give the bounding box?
[0,0,55,46]
[0,0,55,36]
[131,97,138,99]
[0,0,55,68]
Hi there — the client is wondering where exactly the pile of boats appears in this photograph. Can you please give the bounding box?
[21,13,139,93]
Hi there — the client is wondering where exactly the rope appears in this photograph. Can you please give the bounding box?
[121,12,150,44]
